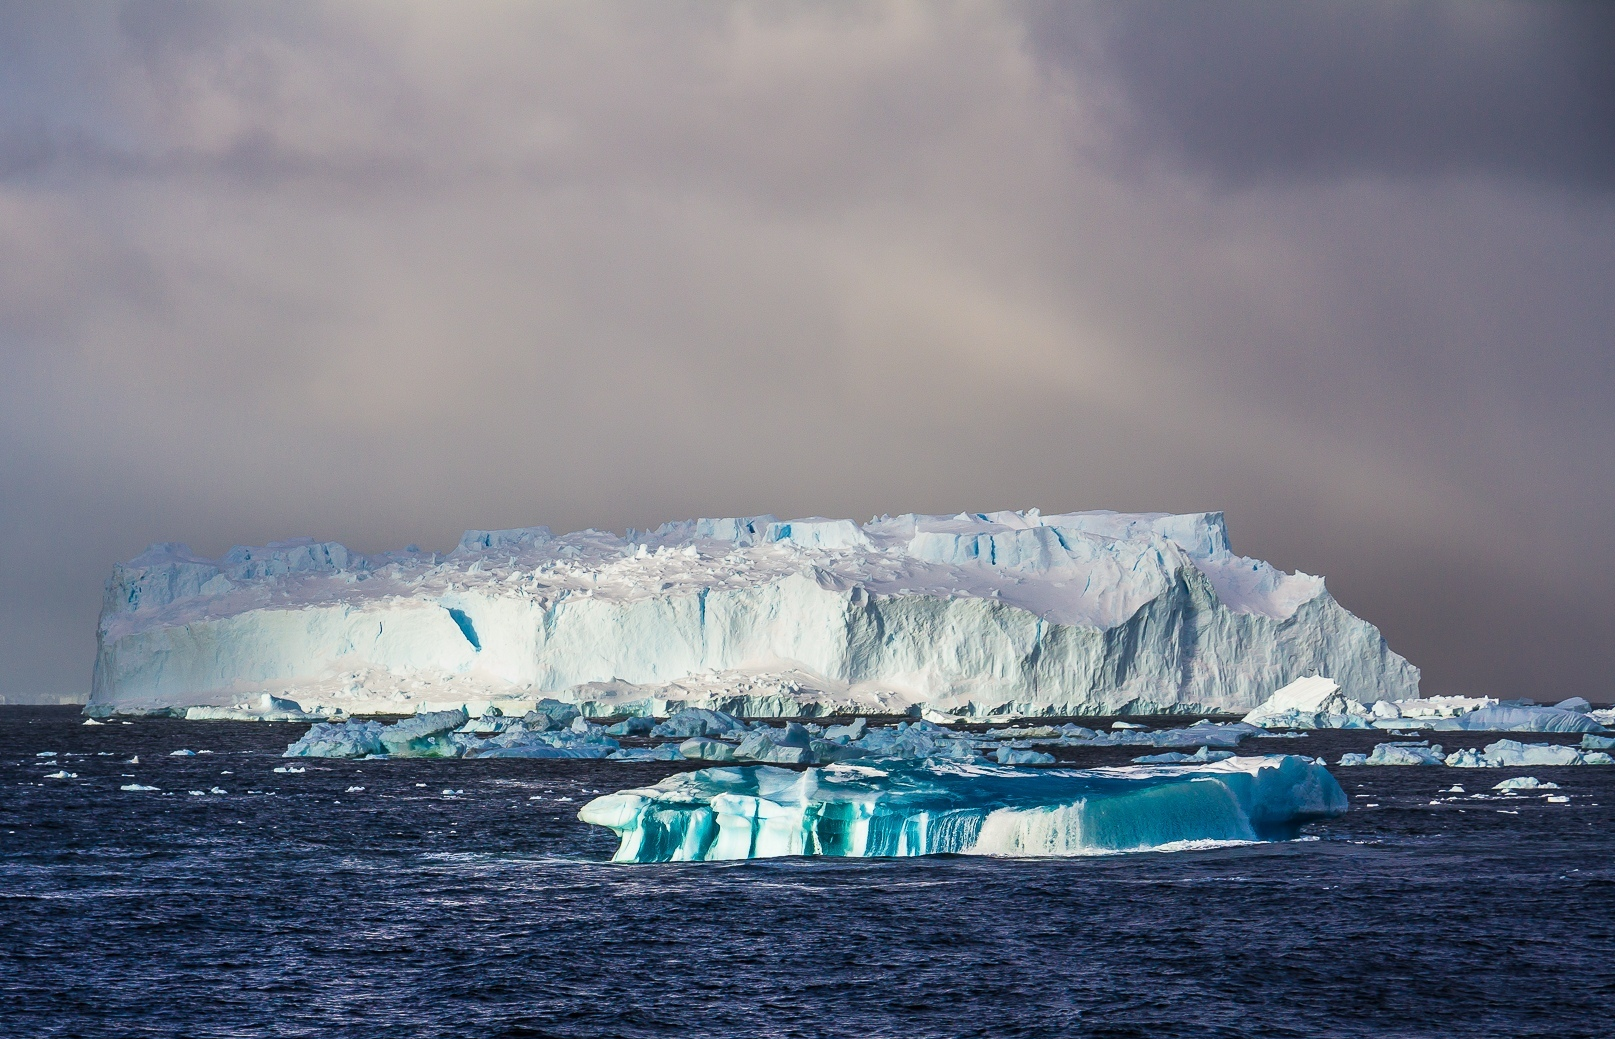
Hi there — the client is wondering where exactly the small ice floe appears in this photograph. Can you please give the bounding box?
[415,783,426,787]
[272,766,305,774]
[125,756,139,764]
[169,749,197,757]
[83,719,104,726]
[528,795,542,800]
[189,790,206,796]
[345,785,365,793]
[1445,785,1465,793]
[120,784,160,792]
[1111,721,1148,730]
[35,751,56,758]
[210,787,227,794]
[1133,747,1236,765]
[1545,795,1570,803]
[44,771,77,779]
[441,789,462,796]
[994,747,1057,765]
[1493,776,1559,792]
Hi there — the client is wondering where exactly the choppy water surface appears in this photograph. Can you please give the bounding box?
[3,707,1613,1038]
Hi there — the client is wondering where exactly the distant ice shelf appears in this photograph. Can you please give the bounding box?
[577,755,1347,861]
[87,509,1418,719]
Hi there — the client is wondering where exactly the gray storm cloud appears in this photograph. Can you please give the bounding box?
[1,1,1611,701]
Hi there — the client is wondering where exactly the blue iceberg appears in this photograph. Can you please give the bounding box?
[578,754,1345,862]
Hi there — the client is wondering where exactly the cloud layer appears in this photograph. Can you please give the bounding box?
[3,1,1612,701]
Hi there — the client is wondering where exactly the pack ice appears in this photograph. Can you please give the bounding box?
[578,754,1346,862]
[88,510,1417,719]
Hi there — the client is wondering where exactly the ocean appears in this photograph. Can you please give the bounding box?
[3,706,1612,1038]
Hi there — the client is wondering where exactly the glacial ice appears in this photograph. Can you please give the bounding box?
[1133,748,1235,765]
[1241,676,1373,729]
[995,747,1057,765]
[1365,742,1447,766]
[88,509,1418,719]
[1244,681,1610,735]
[1493,777,1557,792]
[1338,739,1615,767]
[577,755,1347,861]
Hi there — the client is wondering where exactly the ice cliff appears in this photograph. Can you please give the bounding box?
[88,509,1418,718]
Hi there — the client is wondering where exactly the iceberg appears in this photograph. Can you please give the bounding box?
[87,510,1417,719]
[1133,747,1236,765]
[1245,684,1609,735]
[1452,706,1605,734]
[1364,742,1447,766]
[1241,676,1372,729]
[1493,777,1557,792]
[578,755,1346,862]
[283,709,622,759]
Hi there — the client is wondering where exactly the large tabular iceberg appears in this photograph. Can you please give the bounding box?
[578,755,1347,861]
[88,509,1417,718]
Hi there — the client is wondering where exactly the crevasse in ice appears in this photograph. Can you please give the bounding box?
[577,754,1346,862]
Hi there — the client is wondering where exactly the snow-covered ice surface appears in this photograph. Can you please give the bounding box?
[87,510,1417,719]
[578,755,1345,862]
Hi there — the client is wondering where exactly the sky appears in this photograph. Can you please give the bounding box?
[2,1,1612,702]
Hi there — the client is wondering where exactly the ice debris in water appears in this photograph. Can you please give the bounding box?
[44,771,77,779]
[579,755,1346,862]
[1493,777,1558,792]
[184,693,342,722]
[1337,739,1614,768]
[1132,747,1235,765]
[280,709,1283,767]
[651,709,748,738]
[1244,679,1610,734]
[995,747,1056,765]
[169,749,197,757]
[120,784,160,792]
[283,707,621,760]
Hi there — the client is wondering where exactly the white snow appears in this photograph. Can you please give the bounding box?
[88,509,1417,719]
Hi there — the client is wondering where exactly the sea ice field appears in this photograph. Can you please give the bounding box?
[5,706,1615,1038]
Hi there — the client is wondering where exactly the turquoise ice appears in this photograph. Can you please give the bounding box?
[578,754,1345,862]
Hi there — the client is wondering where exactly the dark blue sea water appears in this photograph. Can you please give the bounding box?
[3,706,1613,1038]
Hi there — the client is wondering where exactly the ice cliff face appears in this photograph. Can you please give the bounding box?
[88,509,1419,717]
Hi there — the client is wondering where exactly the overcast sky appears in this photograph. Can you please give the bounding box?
[3,1,1612,702]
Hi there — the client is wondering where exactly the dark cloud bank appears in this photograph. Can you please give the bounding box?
[2,1,1611,702]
